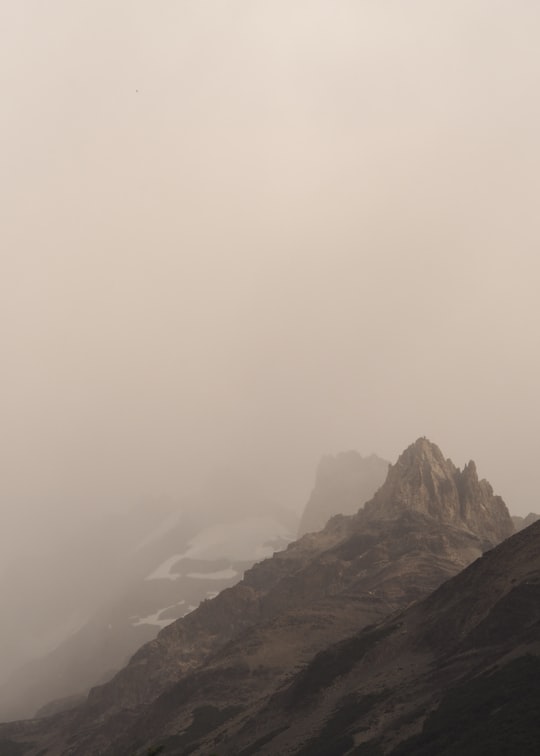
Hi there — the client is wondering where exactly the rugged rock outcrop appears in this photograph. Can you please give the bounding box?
[298,451,389,536]
[365,437,514,547]
[0,438,516,756]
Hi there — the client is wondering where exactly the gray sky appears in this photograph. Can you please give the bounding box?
[2,0,540,564]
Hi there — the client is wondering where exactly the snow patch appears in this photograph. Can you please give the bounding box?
[131,600,186,628]
[145,516,292,581]
[145,553,184,581]
[186,568,238,580]
[132,610,172,629]
[174,517,291,561]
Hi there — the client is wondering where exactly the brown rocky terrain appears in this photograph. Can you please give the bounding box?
[364,438,513,547]
[0,438,516,755]
[221,518,540,755]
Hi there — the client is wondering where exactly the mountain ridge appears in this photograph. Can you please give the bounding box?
[0,438,517,755]
[227,518,540,755]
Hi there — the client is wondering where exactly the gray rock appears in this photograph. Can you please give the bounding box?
[364,437,514,547]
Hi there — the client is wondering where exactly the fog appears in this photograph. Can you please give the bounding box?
[1,1,540,682]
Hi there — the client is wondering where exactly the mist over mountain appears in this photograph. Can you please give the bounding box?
[2,1,540,611]
[0,481,296,722]
[0,438,525,755]
[298,452,389,536]
[2,2,540,754]
[512,512,540,532]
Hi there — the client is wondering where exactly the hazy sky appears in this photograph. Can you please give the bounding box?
[2,0,540,563]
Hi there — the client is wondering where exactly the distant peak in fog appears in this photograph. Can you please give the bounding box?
[298,450,389,536]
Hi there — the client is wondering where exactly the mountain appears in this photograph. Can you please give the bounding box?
[512,511,540,531]
[0,438,515,755]
[364,437,513,547]
[297,451,389,536]
[0,499,295,722]
[224,518,540,755]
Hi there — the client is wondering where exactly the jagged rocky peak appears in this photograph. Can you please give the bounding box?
[297,450,389,536]
[364,437,514,546]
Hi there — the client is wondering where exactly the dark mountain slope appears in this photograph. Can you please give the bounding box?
[225,519,540,756]
[0,438,515,756]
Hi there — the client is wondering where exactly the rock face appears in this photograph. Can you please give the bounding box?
[297,451,389,536]
[365,437,514,547]
[512,511,540,531]
[0,438,516,756]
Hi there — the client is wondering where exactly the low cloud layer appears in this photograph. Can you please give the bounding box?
[2,0,539,578]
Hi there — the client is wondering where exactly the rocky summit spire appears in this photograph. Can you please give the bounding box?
[364,438,514,547]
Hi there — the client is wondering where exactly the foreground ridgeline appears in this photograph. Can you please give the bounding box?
[2,439,535,756]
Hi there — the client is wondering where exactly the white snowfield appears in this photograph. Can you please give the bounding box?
[131,600,187,628]
[186,568,238,580]
[145,516,292,581]
[145,553,185,581]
